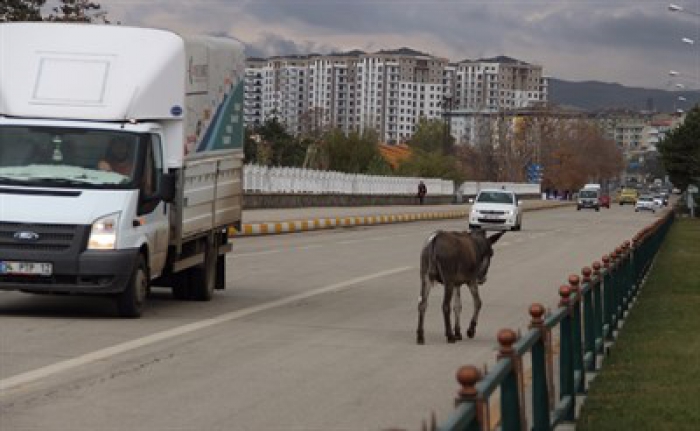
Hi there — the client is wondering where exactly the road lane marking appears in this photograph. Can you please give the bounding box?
[230,249,283,258]
[0,266,413,396]
[296,244,323,250]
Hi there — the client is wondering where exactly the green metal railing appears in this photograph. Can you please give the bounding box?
[421,211,675,431]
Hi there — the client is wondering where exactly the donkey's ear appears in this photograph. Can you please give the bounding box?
[488,231,506,245]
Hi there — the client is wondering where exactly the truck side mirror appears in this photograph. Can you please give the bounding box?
[160,173,177,203]
[468,198,475,204]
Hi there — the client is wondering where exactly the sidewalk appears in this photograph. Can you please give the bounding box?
[232,199,574,236]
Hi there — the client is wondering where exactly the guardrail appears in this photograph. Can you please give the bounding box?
[418,211,674,431]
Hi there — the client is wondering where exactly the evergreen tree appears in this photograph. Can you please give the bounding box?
[658,106,700,190]
[47,0,110,23]
[0,0,45,22]
[326,128,387,174]
[251,118,306,167]
[0,0,112,23]
[408,118,453,155]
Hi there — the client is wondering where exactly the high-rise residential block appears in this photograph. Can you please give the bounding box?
[244,50,547,144]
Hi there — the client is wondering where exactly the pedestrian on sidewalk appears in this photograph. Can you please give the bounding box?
[417,181,427,205]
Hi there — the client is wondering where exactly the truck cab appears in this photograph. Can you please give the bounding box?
[0,121,175,313]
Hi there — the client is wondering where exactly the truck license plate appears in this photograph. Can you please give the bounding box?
[0,261,53,276]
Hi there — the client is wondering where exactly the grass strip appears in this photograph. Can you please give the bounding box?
[577,218,700,430]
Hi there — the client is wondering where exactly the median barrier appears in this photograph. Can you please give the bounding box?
[231,200,574,236]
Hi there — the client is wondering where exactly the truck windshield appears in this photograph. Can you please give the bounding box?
[476,191,514,204]
[580,190,598,198]
[0,126,140,188]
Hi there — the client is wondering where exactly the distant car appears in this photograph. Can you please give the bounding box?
[653,195,665,207]
[618,188,639,205]
[468,189,522,231]
[577,188,600,211]
[635,195,657,213]
[599,194,611,208]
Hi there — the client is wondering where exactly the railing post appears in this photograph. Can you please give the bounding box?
[558,285,575,421]
[614,246,625,325]
[621,242,632,315]
[568,275,585,394]
[455,365,485,431]
[631,234,642,293]
[581,267,596,372]
[497,329,525,431]
[591,261,604,358]
[608,250,620,333]
[601,254,614,342]
[529,304,551,431]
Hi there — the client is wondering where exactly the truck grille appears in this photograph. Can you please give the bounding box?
[0,222,80,252]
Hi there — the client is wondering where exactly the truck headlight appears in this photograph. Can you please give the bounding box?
[88,212,121,250]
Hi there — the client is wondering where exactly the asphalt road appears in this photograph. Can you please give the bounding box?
[0,204,665,431]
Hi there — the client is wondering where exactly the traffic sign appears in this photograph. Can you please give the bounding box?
[526,163,543,183]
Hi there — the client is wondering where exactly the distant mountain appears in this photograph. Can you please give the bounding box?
[548,78,700,113]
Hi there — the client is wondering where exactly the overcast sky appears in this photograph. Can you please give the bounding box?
[96,0,700,90]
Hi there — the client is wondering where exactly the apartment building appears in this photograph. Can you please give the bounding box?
[244,51,546,144]
[596,110,649,153]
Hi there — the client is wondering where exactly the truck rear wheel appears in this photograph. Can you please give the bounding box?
[116,255,148,318]
[191,238,217,301]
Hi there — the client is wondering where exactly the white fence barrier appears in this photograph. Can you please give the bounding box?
[243,164,455,195]
[243,165,541,197]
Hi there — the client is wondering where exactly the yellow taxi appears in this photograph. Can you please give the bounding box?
[617,188,639,205]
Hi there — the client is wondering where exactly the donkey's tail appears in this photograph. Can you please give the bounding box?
[423,230,442,282]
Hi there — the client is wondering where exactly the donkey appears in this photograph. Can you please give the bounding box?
[417,229,505,344]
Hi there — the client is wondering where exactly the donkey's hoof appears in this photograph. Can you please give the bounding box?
[447,336,456,343]
[417,337,425,345]
[454,332,463,341]
[466,329,476,338]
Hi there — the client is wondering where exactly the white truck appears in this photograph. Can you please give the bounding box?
[0,23,245,317]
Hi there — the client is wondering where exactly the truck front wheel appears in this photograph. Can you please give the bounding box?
[116,254,148,318]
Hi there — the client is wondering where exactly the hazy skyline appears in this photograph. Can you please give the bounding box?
[94,0,700,90]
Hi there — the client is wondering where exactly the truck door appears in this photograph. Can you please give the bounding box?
[137,135,169,277]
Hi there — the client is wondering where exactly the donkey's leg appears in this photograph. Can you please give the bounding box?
[442,283,456,343]
[466,281,482,338]
[453,286,463,341]
[417,275,433,344]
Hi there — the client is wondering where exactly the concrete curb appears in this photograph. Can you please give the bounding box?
[231,210,469,236]
[230,201,575,236]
